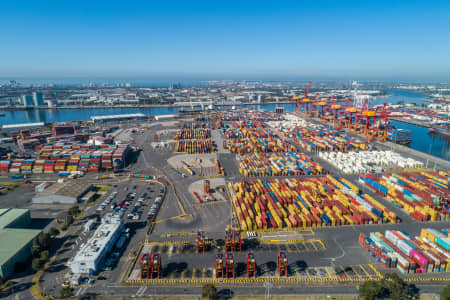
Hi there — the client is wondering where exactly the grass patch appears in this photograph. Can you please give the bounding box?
[0,181,21,195]
[94,184,111,193]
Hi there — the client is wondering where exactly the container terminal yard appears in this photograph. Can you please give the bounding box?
[0,104,448,299]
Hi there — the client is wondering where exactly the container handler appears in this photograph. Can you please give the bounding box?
[277,252,288,277]
[150,253,161,278]
[215,254,224,278]
[225,252,235,278]
[246,252,256,277]
[140,253,150,278]
[196,231,207,253]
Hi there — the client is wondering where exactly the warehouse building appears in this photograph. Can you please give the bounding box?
[0,209,41,279]
[0,208,31,229]
[69,213,123,274]
[32,181,92,204]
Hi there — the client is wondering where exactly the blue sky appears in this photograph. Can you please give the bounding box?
[0,0,449,81]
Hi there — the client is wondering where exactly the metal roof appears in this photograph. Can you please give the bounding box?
[1,122,45,130]
[90,113,145,121]
[0,208,29,229]
[33,181,91,199]
[0,228,41,266]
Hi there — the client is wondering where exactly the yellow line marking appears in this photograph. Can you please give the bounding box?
[181,271,184,280]
[154,214,187,224]
[170,273,174,279]
[310,241,318,251]
[202,268,206,279]
[314,267,321,279]
[192,268,196,279]
[350,266,361,279]
[360,264,371,277]
[340,266,350,279]
[294,243,302,253]
[305,268,311,279]
[325,267,333,279]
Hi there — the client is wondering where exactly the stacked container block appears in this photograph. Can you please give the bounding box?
[359,172,450,222]
[359,228,450,274]
[232,176,396,231]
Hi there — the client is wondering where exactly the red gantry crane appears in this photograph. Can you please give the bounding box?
[296,81,311,114]
[215,254,225,278]
[246,252,256,277]
[196,231,207,253]
[140,253,150,278]
[225,252,235,278]
[149,253,161,278]
[277,252,288,277]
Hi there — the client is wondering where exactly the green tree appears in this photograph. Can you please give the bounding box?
[383,273,409,300]
[358,280,384,300]
[60,286,73,299]
[441,284,450,300]
[202,284,217,300]
[38,233,51,249]
[40,250,50,262]
[48,227,60,237]
[31,258,42,271]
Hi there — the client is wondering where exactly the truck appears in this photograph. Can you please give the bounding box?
[10,174,25,179]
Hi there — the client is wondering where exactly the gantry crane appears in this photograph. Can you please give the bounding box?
[277,252,288,277]
[149,253,161,278]
[215,254,225,278]
[246,252,256,277]
[196,231,207,253]
[296,81,311,114]
[225,252,235,278]
[140,253,150,278]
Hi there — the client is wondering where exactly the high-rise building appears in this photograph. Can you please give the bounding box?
[32,92,44,106]
[21,95,33,107]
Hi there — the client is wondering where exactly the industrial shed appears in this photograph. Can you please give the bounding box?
[0,208,41,279]
[0,208,31,229]
[0,229,41,279]
[32,181,92,204]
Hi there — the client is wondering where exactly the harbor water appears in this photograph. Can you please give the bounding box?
[0,90,448,160]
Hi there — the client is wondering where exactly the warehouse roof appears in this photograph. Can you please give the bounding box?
[90,113,145,121]
[34,180,91,199]
[0,228,41,266]
[1,122,45,130]
[0,208,29,229]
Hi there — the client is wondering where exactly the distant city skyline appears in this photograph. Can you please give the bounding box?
[1,0,449,81]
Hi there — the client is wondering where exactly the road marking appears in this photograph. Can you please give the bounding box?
[325,266,333,279]
[310,241,319,251]
[350,265,361,279]
[305,268,311,279]
[360,264,371,277]
[181,271,185,280]
[202,268,206,279]
[340,266,350,278]
[192,268,196,279]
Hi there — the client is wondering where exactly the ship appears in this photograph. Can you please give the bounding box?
[429,123,450,137]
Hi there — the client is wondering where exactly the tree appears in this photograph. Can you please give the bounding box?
[38,233,51,249]
[48,227,60,237]
[359,280,384,300]
[40,250,50,262]
[31,258,42,271]
[202,284,217,300]
[383,273,409,300]
[60,286,73,299]
[441,284,450,300]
